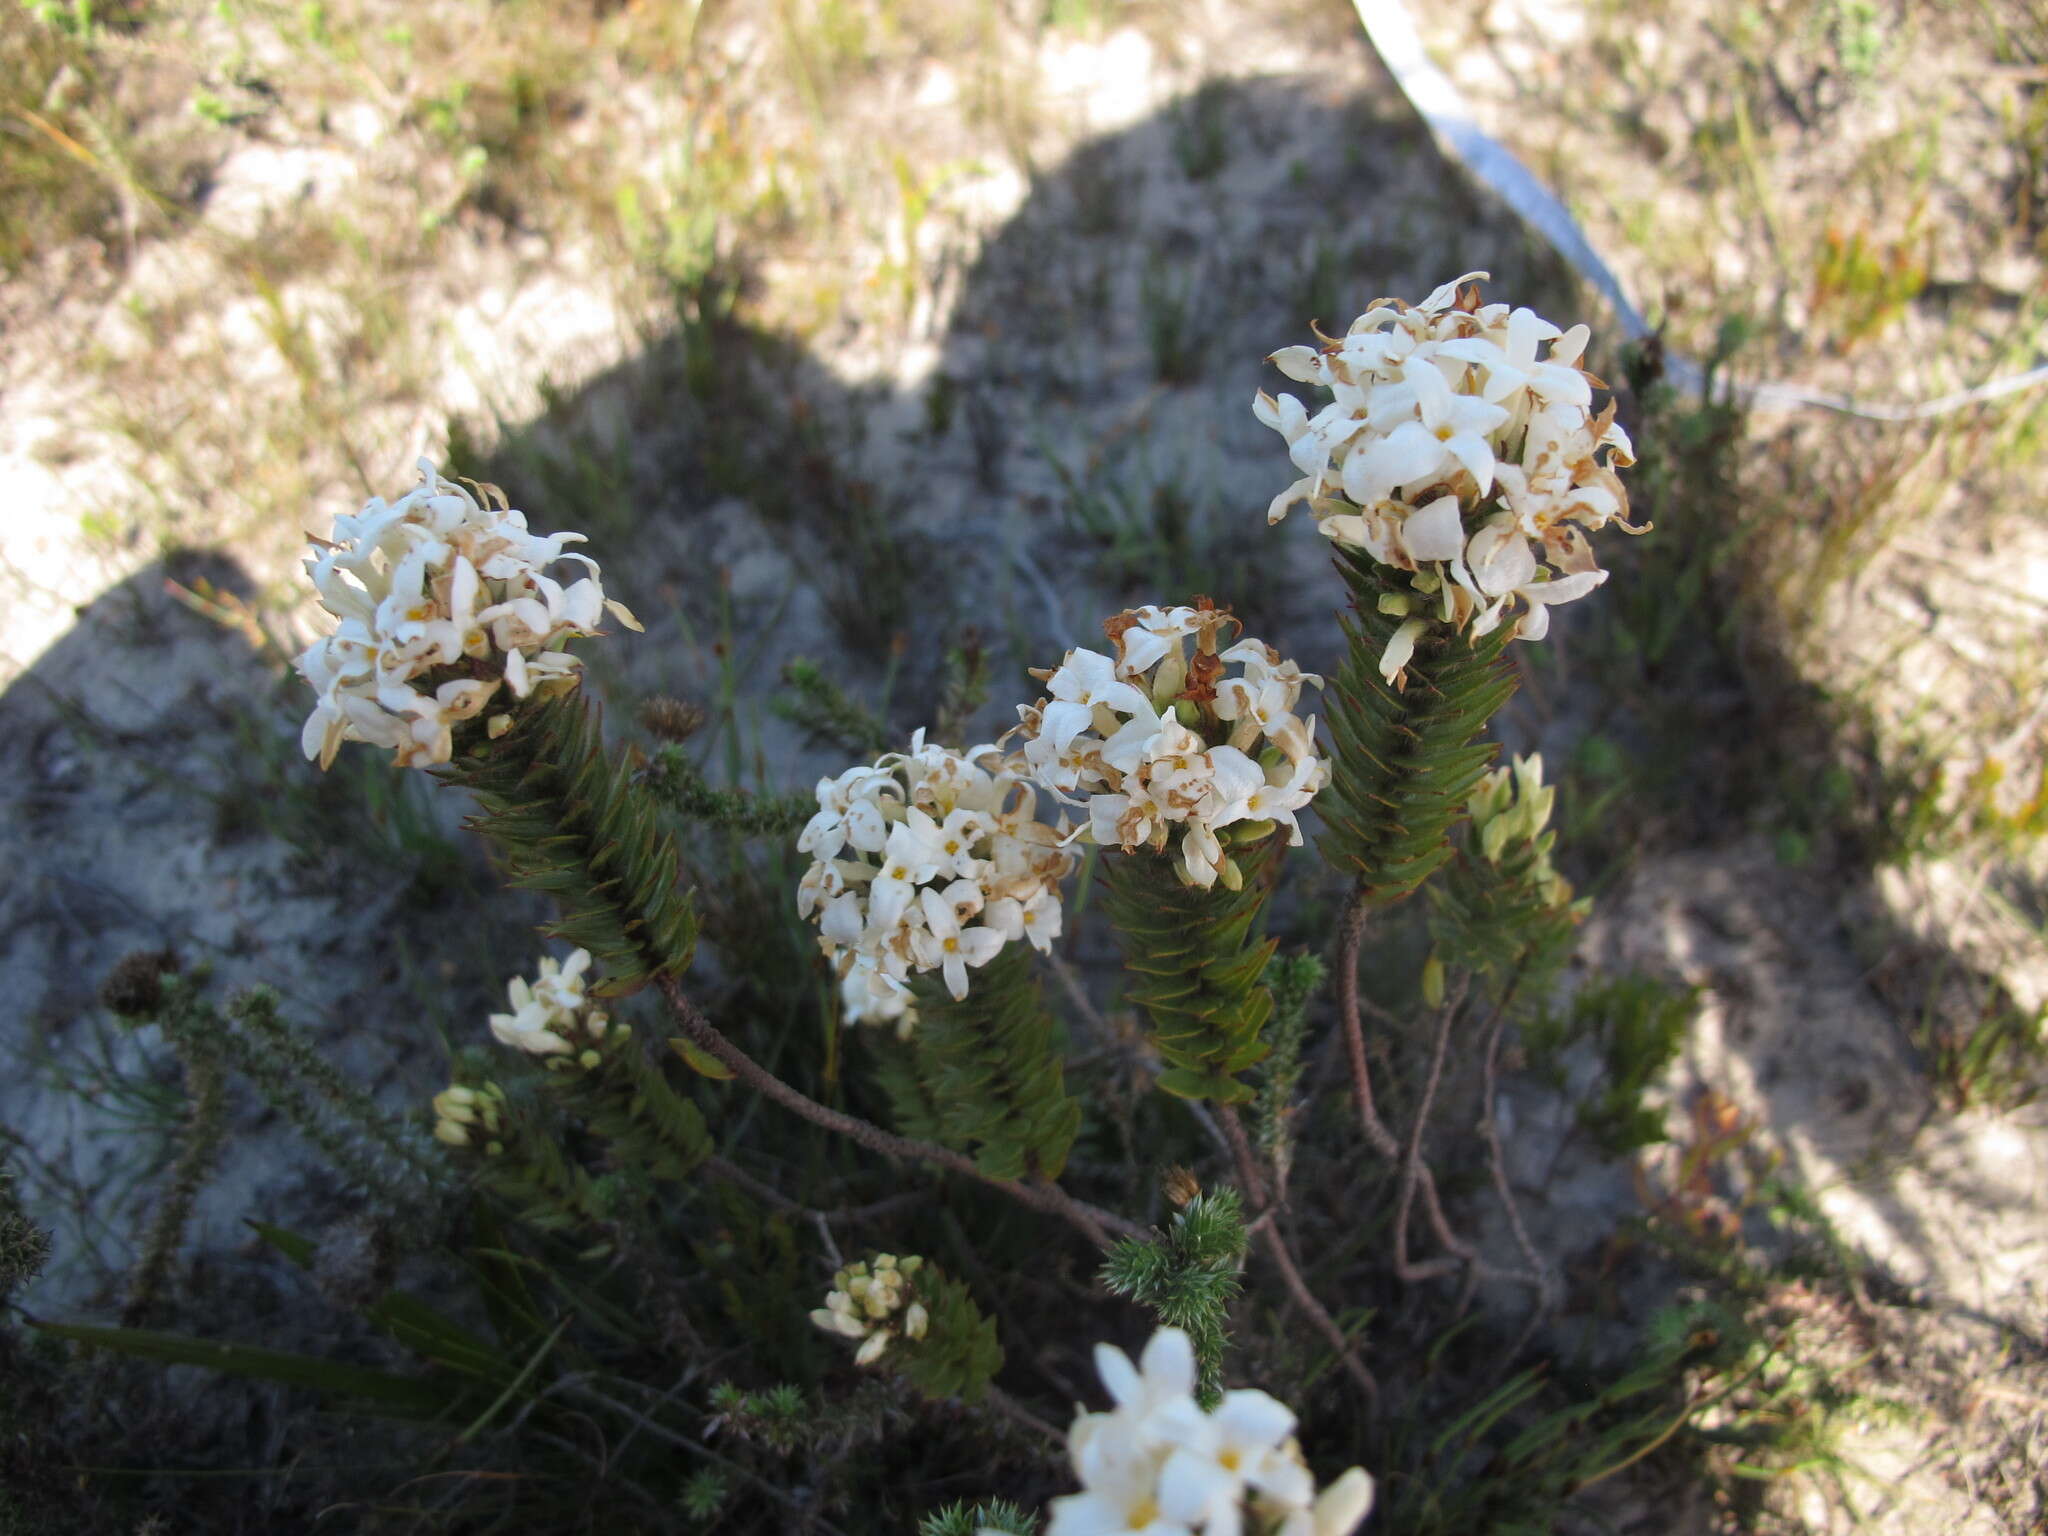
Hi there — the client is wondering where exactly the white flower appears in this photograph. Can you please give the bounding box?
[1042,649,1154,750]
[486,949,608,1059]
[1024,1328,1374,1536]
[812,1254,929,1369]
[984,888,1063,954]
[431,1082,505,1148]
[1153,1389,1307,1535]
[1255,276,1639,680]
[911,886,1005,1001]
[1009,607,1331,892]
[295,460,640,770]
[1094,1327,1199,1422]
[796,735,1075,1030]
[869,817,946,932]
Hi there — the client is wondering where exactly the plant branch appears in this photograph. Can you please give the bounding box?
[658,978,1140,1248]
[1336,887,1546,1294]
[1478,975,1557,1313]
[1217,1102,1378,1409]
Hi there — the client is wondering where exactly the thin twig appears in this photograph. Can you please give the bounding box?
[1478,977,1556,1314]
[1217,1102,1378,1409]
[1393,983,1464,1286]
[1046,951,1110,1042]
[659,978,1141,1248]
[1216,1102,1268,1212]
[1335,889,1543,1294]
[558,1380,847,1534]
[983,1384,1066,1448]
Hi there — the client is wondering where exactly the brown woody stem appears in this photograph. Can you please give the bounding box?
[658,977,1140,1248]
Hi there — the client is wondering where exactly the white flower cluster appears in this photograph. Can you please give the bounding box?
[809,1253,929,1368]
[796,732,1076,1033]
[487,949,621,1068]
[295,459,641,770]
[1013,1327,1374,1536]
[1008,605,1330,891]
[1255,273,1640,682]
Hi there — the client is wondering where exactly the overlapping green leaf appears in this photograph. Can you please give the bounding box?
[1100,834,1285,1103]
[441,690,697,992]
[1318,550,1517,908]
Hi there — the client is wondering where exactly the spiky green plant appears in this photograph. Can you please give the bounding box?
[872,948,1080,1180]
[891,1265,1004,1405]
[1099,832,1285,1103]
[1318,551,1517,908]
[440,689,697,994]
[1100,1188,1247,1407]
[922,1498,1039,1536]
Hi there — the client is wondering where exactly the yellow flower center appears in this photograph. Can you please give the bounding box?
[943,936,960,953]
[1124,1499,1160,1530]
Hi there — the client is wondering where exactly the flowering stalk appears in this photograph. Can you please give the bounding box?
[1255,277,1636,1303]
[809,1251,1005,1404]
[294,460,691,993]
[1256,273,1636,911]
[1010,604,1330,1105]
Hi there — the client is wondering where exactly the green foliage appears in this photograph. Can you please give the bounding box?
[679,1467,730,1519]
[1809,219,1928,348]
[133,971,433,1220]
[119,1029,228,1326]
[1169,79,1232,181]
[0,1168,50,1304]
[1319,551,1517,908]
[933,629,993,745]
[880,947,1080,1180]
[556,1033,714,1187]
[1429,840,1579,991]
[36,1317,467,1418]
[1100,1188,1246,1407]
[773,655,893,758]
[1369,1303,1735,1535]
[476,1110,608,1237]
[921,1498,1040,1536]
[894,1265,1004,1405]
[1100,835,1285,1103]
[1253,952,1325,1182]
[1139,253,1203,385]
[1523,974,1695,1157]
[443,688,698,993]
[640,743,815,837]
[1924,989,2047,1112]
[1429,762,1585,997]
